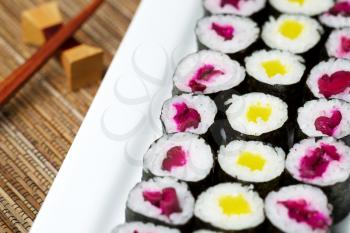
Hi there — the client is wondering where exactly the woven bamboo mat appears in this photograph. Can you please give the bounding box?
[0,0,139,232]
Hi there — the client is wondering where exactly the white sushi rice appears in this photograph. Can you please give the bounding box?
[127,177,194,225]
[173,50,245,94]
[195,183,264,231]
[306,58,350,102]
[196,15,259,54]
[320,0,350,28]
[286,137,350,186]
[218,140,285,182]
[265,185,332,233]
[245,49,305,85]
[161,94,217,134]
[326,28,350,60]
[262,14,323,54]
[143,133,214,182]
[269,0,333,16]
[203,0,266,16]
[297,99,350,138]
[193,230,222,233]
[112,222,180,233]
[225,93,288,136]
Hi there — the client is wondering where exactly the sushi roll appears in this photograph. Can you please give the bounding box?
[320,0,350,29]
[193,230,222,233]
[112,222,180,233]
[194,183,265,232]
[217,140,285,197]
[143,133,214,195]
[244,49,305,111]
[173,50,245,94]
[202,0,267,21]
[210,92,288,149]
[265,184,333,233]
[269,0,333,16]
[262,14,323,55]
[325,28,350,60]
[161,94,217,134]
[306,59,350,102]
[296,99,350,143]
[286,137,350,221]
[125,177,194,230]
[195,15,259,60]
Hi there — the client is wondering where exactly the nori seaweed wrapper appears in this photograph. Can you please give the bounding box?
[125,207,193,233]
[194,215,265,233]
[142,169,214,198]
[215,162,282,198]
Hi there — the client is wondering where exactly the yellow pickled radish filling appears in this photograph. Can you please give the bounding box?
[262,60,287,78]
[237,151,266,171]
[246,103,272,123]
[218,194,251,216]
[279,20,304,40]
[288,0,305,5]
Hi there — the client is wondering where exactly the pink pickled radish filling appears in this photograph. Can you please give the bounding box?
[329,1,350,16]
[314,110,342,136]
[278,199,331,230]
[340,36,350,54]
[299,144,341,179]
[211,23,234,41]
[162,146,187,171]
[142,188,182,217]
[188,64,224,92]
[173,102,201,132]
[220,0,241,9]
[318,71,350,98]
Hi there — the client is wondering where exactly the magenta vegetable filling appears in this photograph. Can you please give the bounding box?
[314,110,342,136]
[340,36,350,54]
[329,2,350,16]
[162,146,187,172]
[173,102,201,132]
[299,144,341,180]
[142,187,182,217]
[220,0,241,9]
[278,199,330,230]
[211,22,234,41]
[188,64,225,92]
[318,71,350,98]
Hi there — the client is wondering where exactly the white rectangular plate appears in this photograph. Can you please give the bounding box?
[30,0,350,232]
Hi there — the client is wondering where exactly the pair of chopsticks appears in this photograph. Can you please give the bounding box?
[0,0,104,108]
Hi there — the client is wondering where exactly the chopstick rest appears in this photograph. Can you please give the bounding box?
[21,1,104,91]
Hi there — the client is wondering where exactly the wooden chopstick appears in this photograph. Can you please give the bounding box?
[0,0,104,108]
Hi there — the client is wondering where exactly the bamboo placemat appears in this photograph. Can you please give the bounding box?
[0,0,139,232]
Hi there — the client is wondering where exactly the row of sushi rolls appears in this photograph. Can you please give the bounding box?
[114,0,350,232]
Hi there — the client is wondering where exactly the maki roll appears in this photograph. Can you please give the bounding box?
[143,133,214,195]
[217,140,285,197]
[286,137,350,221]
[325,28,350,60]
[320,0,350,29]
[265,184,333,233]
[194,183,265,232]
[195,15,259,59]
[306,59,350,102]
[202,0,267,18]
[296,99,350,143]
[211,92,288,149]
[161,94,217,134]
[112,222,180,233]
[269,0,333,16]
[262,14,323,55]
[245,49,305,110]
[125,177,194,230]
[173,50,245,94]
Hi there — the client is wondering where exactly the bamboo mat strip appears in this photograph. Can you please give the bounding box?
[0,0,139,232]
